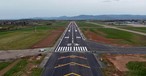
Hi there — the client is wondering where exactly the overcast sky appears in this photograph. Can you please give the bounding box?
[0,0,146,19]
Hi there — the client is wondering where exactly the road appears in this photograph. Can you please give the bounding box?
[42,22,103,76]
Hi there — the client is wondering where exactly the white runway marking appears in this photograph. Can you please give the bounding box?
[76,36,81,38]
[64,36,69,38]
[55,46,88,52]
[85,47,88,51]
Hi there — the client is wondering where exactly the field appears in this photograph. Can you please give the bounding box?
[79,21,146,46]
[0,21,68,50]
[77,21,103,28]
[122,27,146,33]
[1,54,46,76]
[4,59,28,76]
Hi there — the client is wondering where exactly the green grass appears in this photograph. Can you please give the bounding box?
[0,21,68,50]
[0,26,52,50]
[77,21,103,27]
[0,62,12,71]
[4,59,28,76]
[82,27,146,46]
[31,68,43,76]
[126,61,146,76]
[95,28,133,39]
[122,27,146,33]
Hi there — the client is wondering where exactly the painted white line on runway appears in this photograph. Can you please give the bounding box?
[75,47,78,51]
[55,22,72,52]
[72,25,74,44]
[64,36,69,38]
[57,47,61,52]
[74,22,85,40]
[76,36,81,38]
[62,47,65,51]
[70,47,72,51]
[67,47,69,51]
[68,30,70,32]
[85,47,88,51]
[60,47,63,52]
[65,47,67,52]
[79,47,82,52]
[73,47,75,51]
[82,47,85,52]
[78,47,81,51]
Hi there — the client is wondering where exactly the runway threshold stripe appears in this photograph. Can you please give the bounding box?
[78,47,81,51]
[76,47,78,51]
[70,47,72,51]
[81,47,83,51]
[73,47,75,51]
[67,47,69,51]
[65,47,67,52]
[85,47,88,51]
[57,47,61,52]
[55,46,88,52]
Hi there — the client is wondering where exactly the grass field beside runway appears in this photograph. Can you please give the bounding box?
[0,62,12,71]
[121,27,146,33]
[4,59,28,76]
[0,21,68,50]
[79,21,146,46]
[2,55,45,76]
[126,61,146,76]
[77,21,103,27]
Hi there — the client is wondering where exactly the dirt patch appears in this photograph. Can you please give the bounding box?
[31,28,64,48]
[106,54,146,72]
[21,63,37,76]
[19,55,44,76]
[84,30,114,44]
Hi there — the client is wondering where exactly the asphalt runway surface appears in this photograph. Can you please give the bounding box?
[86,40,146,54]
[42,21,146,76]
[42,22,103,76]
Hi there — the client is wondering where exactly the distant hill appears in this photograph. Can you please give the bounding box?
[30,15,146,20]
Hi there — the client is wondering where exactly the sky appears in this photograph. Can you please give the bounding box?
[0,0,146,19]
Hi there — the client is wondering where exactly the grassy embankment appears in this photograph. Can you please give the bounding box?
[0,21,68,50]
[78,21,146,46]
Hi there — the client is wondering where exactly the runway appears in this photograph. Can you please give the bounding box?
[42,22,103,76]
